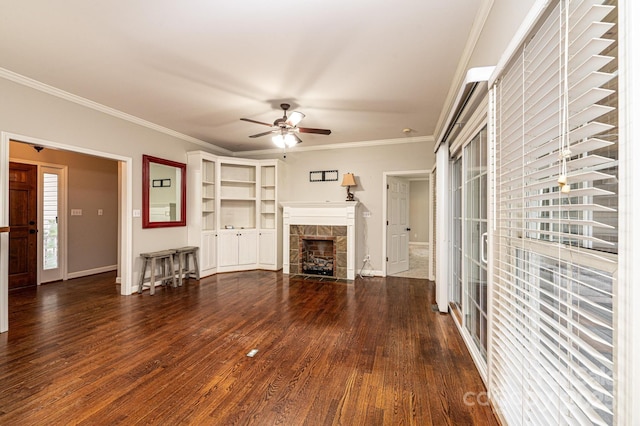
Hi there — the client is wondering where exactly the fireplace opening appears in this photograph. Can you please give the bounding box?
[301,238,335,276]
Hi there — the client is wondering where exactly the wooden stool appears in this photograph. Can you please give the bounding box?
[138,249,176,295]
[174,246,200,286]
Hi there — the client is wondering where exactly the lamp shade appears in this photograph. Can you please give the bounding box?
[341,173,356,187]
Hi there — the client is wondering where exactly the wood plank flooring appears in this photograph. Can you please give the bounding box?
[0,271,498,425]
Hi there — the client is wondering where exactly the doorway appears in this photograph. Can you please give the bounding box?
[382,170,431,278]
[1,132,133,333]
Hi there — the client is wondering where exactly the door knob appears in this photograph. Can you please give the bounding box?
[29,229,37,234]
[406,227,411,231]
[29,220,36,225]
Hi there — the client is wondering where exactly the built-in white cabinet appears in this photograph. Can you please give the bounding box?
[200,231,217,272]
[217,229,257,270]
[258,229,276,267]
[187,151,282,277]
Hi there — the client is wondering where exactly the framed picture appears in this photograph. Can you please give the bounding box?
[152,178,171,188]
[309,170,338,182]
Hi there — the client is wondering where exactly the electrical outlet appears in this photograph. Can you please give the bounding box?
[362,211,371,217]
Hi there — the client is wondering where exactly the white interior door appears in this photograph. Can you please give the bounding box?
[40,166,66,283]
[387,176,410,275]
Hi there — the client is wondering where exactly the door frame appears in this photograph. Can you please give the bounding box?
[1,131,133,333]
[381,169,431,277]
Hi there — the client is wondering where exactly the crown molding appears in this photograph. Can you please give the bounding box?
[0,67,233,156]
[236,135,434,157]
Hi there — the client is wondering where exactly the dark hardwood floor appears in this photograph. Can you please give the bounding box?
[0,271,498,425]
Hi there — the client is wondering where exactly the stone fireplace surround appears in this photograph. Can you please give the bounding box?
[282,202,358,280]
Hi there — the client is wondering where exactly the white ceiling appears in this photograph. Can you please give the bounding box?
[0,0,482,153]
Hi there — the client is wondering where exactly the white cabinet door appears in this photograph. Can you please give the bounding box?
[258,230,276,266]
[237,230,257,265]
[218,230,239,267]
[200,231,217,271]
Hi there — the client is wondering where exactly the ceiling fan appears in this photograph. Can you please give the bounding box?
[240,103,332,148]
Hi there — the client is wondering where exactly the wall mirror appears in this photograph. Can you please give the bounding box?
[142,155,186,228]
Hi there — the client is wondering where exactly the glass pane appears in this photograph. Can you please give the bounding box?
[43,173,58,270]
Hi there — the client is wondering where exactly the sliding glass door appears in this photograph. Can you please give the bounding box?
[463,126,488,360]
[449,125,488,371]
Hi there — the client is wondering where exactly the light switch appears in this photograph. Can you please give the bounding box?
[133,209,141,218]
[71,209,82,216]
[98,209,103,216]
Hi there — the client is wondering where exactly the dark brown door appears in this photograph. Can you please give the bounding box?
[9,162,38,290]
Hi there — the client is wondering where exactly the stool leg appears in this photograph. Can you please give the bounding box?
[150,257,157,295]
[178,252,185,286]
[138,257,149,293]
[170,255,177,287]
[193,250,200,280]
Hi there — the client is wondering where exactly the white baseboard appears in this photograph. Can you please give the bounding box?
[66,264,118,280]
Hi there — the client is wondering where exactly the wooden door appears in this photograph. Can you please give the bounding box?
[9,162,38,290]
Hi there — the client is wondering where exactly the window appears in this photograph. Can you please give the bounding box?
[490,0,617,423]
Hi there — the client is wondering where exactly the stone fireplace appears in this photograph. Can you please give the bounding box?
[282,202,358,280]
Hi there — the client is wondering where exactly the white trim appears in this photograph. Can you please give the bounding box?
[66,265,117,280]
[0,67,233,156]
[0,131,8,332]
[39,164,67,284]
[450,306,489,385]
[238,135,433,157]
[435,144,450,312]
[429,163,437,281]
[617,0,639,423]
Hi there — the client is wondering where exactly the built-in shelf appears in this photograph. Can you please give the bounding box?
[188,152,282,276]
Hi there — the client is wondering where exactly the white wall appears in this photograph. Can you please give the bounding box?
[409,179,429,243]
[467,0,537,69]
[248,140,435,274]
[0,77,219,292]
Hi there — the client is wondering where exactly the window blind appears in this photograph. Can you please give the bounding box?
[490,0,617,424]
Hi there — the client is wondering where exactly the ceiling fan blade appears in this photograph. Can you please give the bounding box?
[240,118,273,127]
[249,130,275,138]
[298,127,332,135]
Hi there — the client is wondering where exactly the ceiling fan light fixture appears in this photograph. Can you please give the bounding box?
[272,133,298,148]
[287,111,305,127]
